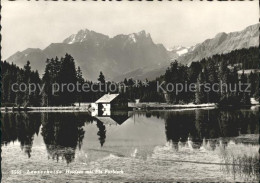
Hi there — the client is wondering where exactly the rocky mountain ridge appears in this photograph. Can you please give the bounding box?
[6,23,259,81]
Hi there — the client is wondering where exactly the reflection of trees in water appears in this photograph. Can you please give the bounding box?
[96,120,106,147]
[195,109,221,140]
[41,113,87,164]
[1,112,109,163]
[2,113,17,144]
[216,109,259,137]
[130,111,164,120]
[1,113,41,158]
[165,111,199,149]
[164,109,259,146]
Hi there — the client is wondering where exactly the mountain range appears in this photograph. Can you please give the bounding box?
[178,23,259,65]
[6,23,259,81]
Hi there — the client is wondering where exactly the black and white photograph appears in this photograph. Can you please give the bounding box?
[1,0,259,182]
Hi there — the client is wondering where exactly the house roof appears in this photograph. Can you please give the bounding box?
[95,93,120,103]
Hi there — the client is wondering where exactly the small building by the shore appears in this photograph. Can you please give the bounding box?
[95,93,128,111]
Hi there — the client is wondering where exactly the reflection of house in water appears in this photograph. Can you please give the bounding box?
[110,112,129,125]
[94,111,129,125]
[92,110,129,125]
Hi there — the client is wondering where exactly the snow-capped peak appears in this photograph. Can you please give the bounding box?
[177,48,188,56]
[127,30,151,43]
[129,34,137,43]
[67,34,76,44]
[166,47,174,52]
[167,45,190,56]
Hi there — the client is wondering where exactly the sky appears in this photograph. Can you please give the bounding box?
[2,0,259,59]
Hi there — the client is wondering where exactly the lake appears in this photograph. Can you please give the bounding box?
[1,107,259,182]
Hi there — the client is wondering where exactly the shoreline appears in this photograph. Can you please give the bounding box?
[128,102,217,109]
[1,106,90,113]
[1,103,216,111]
[1,102,259,113]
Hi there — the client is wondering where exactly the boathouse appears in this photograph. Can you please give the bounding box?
[95,93,128,111]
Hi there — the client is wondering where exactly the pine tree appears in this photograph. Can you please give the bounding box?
[228,67,239,97]
[59,54,77,105]
[22,61,35,107]
[42,62,52,106]
[195,72,206,104]
[240,71,250,105]
[24,61,31,81]
[218,61,229,100]
[123,78,128,86]
[15,71,24,106]
[98,71,105,84]
[98,71,106,96]
[248,72,258,97]
[164,61,179,103]
[207,61,219,103]
[30,71,41,106]
[76,66,84,83]
[2,70,11,103]
[76,66,84,106]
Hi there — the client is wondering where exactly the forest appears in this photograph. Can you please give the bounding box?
[1,47,259,107]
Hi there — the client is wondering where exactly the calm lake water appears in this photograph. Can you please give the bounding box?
[1,107,259,182]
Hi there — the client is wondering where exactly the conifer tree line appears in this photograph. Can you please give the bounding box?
[164,59,258,105]
[1,54,127,107]
[2,60,41,107]
[120,47,259,105]
[1,47,259,107]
